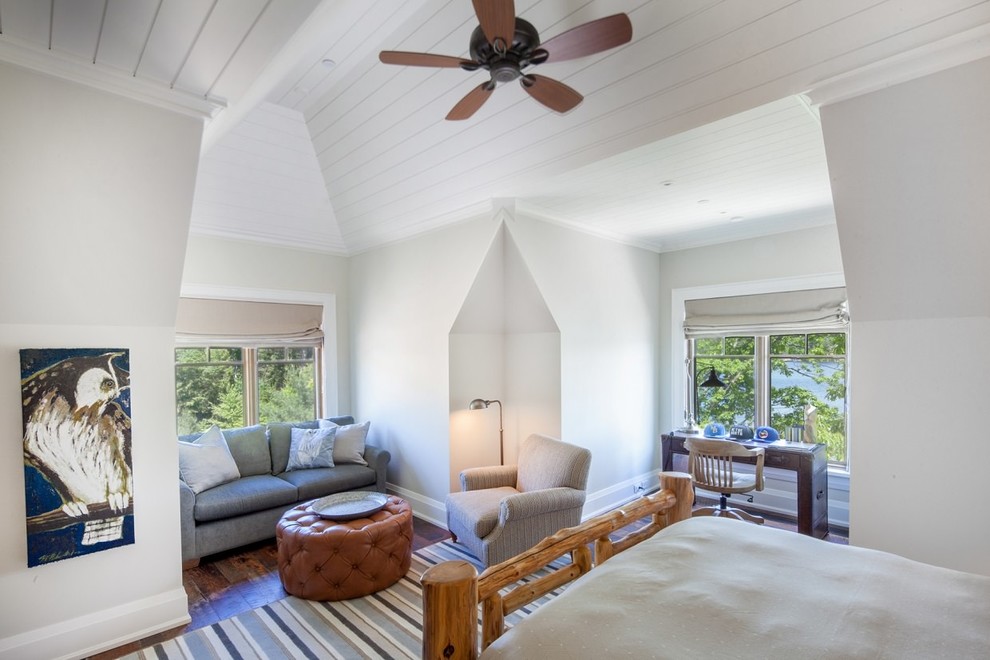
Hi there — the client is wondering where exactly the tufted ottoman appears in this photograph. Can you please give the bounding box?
[276,495,413,601]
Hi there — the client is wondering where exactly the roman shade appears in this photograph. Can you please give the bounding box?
[683,287,848,338]
[175,298,324,346]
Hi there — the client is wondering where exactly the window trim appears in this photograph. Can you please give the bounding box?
[670,273,849,468]
[180,284,339,416]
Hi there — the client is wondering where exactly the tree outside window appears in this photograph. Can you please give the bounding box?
[175,346,320,434]
[693,332,848,466]
[770,333,846,464]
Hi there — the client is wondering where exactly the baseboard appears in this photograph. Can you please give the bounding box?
[0,587,189,660]
[386,482,446,528]
[583,471,661,519]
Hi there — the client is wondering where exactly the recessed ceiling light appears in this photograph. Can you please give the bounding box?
[321,58,336,70]
[697,199,709,204]
[660,180,674,187]
[730,216,744,223]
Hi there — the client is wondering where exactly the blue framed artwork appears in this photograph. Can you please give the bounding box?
[20,348,134,567]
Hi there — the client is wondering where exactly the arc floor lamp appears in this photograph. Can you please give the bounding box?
[469,398,503,465]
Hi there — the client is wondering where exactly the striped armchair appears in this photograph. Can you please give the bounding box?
[445,433,592,567]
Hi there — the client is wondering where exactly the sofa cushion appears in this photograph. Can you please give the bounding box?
[277,464,377,501]
[193,474,298,523]
[268,421,318,475]
[286,426,336,471]
[223,424,272,476]
[178,425,241,494]
[269,416,355,474]
[319,419,370,466]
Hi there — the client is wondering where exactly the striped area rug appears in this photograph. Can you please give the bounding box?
[124,540,570,659]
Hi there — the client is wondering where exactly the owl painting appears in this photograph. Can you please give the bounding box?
[20,348,134,566]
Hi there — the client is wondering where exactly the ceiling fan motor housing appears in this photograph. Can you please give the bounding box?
[469,18,542,83]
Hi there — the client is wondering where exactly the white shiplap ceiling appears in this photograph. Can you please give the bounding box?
[2,0,989,255]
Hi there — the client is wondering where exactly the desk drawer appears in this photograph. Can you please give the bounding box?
[765,451,800,470]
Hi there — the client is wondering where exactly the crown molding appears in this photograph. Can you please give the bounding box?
[0,38,223,119]
[806,23,990,107]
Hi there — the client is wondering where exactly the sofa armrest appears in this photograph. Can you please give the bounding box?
[363,444,390,493]
[460,465,517,492]
[178,479,197,562]
[499,487,586,523]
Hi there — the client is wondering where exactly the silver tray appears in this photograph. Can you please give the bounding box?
[308,492,388,520]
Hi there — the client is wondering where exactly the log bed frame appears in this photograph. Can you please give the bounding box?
[422,471,694,659]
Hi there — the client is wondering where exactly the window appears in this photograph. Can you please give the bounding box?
[173,297,327,434]
[770,333,846,465]
[175,346,322,434]
[692,332,848,466]
[695,336,755,428]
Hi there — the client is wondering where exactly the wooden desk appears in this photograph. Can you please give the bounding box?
[661,433,829,538]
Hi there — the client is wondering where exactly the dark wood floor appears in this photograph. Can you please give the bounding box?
[91,505,846,659]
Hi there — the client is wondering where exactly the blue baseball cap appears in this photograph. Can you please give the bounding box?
[703,422,727,438]
[754,426,780,442]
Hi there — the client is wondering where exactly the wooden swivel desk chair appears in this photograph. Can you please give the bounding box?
[685,437,765,524]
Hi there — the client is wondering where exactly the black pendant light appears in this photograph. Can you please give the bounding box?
[699,367,726,388]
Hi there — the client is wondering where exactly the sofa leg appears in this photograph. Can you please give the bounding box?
[182,558,200,570]
[450,531,457,543]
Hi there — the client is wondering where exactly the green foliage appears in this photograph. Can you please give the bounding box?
[696,333,847,464]
[258,361,316,424]
[175,351,245,434]
[697,358,756,427]
[175,346,317,434]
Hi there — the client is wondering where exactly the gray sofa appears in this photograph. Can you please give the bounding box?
[179,416,389,564]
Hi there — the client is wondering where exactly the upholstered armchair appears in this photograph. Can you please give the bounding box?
[445,433,592,567]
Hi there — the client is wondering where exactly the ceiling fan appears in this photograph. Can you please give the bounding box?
[379,0,632,120]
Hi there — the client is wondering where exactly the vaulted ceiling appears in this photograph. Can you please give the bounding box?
[2,0,988,255]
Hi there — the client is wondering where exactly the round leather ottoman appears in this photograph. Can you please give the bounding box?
[276,495,413,601]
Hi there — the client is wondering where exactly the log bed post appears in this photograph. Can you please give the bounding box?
[662,471,694,525]
[421,560,478,660]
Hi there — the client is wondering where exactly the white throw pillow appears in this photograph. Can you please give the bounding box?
[178,425,241,494]
[319,419,370,466]
[286,426,336,471]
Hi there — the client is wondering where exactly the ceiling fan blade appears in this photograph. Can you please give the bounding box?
[472,0,516,49]
[379,51,476,69]
[521,75,583,113]
[446,83,495,120]
[538,13,632,63]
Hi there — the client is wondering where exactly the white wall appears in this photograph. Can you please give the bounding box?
[496,213,661,512]
[349,214,498,521]
[821,56,990,575]
[181,235,351,414]
[350,210,661,520]
[448,222,561,490]
[0,63,202,659]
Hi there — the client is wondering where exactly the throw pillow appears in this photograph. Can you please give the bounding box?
[178,425,241,494]
[319,419,370,466]
[286,426,336,471]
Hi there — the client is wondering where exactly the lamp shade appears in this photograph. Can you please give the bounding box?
[469,398,488,410]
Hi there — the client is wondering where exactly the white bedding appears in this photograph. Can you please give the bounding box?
[481,516,990,659]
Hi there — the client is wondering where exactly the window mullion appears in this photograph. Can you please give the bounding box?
[244,347,258,425]
[755,335,769,426]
